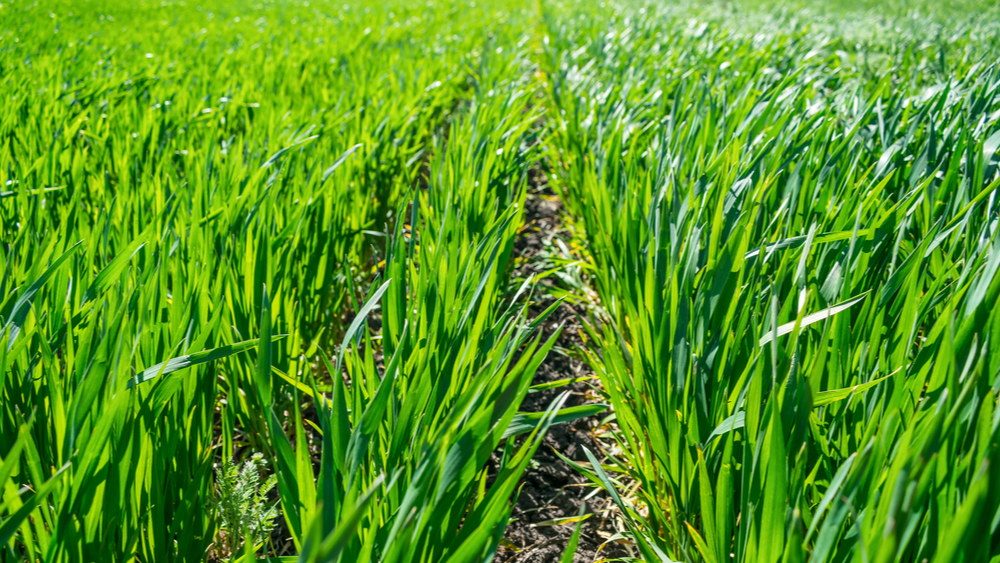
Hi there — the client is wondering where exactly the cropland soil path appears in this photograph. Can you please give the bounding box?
[493,168,629,563]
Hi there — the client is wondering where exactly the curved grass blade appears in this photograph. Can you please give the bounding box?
[128,336,287,388]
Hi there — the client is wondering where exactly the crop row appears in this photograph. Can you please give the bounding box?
[2,0,1000,562]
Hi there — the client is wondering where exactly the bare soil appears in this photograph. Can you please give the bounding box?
[493,171,629,563]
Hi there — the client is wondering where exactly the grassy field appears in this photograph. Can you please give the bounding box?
[2,0,1000,561]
